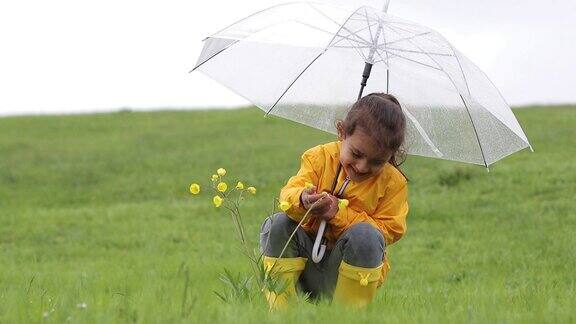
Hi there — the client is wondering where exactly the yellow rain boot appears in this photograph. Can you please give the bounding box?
[262,256,307,310]
[332,261,383,308]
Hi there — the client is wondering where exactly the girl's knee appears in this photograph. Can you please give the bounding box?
[260,213,299,256]
[342,223,385,267]
[346,223,384,247]
[260,213,297,238]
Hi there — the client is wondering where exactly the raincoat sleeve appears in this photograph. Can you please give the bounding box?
[279,147,323,222]
[329,179,409,245]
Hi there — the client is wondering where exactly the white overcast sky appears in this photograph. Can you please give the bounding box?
[0,0,574,116]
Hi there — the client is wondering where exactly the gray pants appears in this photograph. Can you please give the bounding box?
[260,213,385,298]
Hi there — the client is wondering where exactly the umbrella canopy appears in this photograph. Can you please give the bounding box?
[192,1,531,167]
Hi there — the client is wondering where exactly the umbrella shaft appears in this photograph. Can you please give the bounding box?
[358,62,373,100]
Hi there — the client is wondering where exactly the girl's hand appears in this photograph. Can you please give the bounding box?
[318,194,339,221]
[301,186,330,214]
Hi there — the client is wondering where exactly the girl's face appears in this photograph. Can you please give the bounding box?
[337,124,390,183]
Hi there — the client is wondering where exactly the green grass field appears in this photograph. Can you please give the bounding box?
[0,106,574,323]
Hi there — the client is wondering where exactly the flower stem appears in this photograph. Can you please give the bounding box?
[272,197,325,268]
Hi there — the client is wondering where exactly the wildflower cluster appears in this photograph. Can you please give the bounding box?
[189,167,257,209]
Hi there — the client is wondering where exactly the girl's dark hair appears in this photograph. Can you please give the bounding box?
[340,92,407,169]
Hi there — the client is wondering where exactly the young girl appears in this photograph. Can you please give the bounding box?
[260,93,408,308]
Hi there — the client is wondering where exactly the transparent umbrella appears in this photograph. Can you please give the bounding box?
[191,0,532,262]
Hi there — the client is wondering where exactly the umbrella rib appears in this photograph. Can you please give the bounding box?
[307,5,374,47]
[444,43,471,96]
[317,9,380,49]
[373,50,444,157]
[374,48,386,62]
[348,17,371,22]
[264,51,325,116]
[378,50,443,71]
[404,109,444,158]
[332,31,373,47]
[307,0,374,46]
[384,24,452,51]
[192,18,331,71]
[377,14,390,73]
[307,1,375,44]
[384,31,432,46]
[385,19,431,31]
[384,22,427,35]
[266,6,367,116]
[191,39,239,72]
[307,2,345,27]
[467,59,531,147]
[338,26,373,47]
[386,24,488,167]
[331,23,374,47]
[207,2,305,38]
[345,38,368,61]
[439,33,529,146]
[332,46,452,57]
[331,32,373,47]
[385,47,453,57]
[192,17,333,72]
[363,8,375,44]
[294,20,339,36]
[459,95,488,167]
[329,44,439,57]
[193,2,335,71]
[446,45,531,148]
[330,23,378,47]
[332,45,376,49]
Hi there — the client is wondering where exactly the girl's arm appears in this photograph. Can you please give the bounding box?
[329,180,409,245]
[279,147,323,221]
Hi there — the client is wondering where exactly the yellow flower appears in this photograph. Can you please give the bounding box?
[236,181,244,190]
[213,195,223,207]
[217,182,228,193]
[217,168,226,176]
[211,174,219,181]
[305,182,314,189]
[247,186,257,194]
[278,201,291,212]
[338,199,349,210]
[189,183,200,195]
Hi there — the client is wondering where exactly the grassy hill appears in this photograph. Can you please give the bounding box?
[0,106,574,323]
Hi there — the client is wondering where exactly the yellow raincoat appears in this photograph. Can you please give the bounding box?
[280,141,409,285]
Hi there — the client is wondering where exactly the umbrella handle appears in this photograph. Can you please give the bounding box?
[311,220,327,263]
